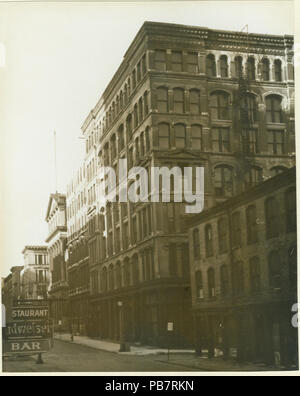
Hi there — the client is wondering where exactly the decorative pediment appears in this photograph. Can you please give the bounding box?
[160,149,207,161]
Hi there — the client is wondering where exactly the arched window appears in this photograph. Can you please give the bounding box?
[266,95,283,123]
[143,91,149,115]
[132,255,139,285]
[135,137,140,162]
[108,264,114,291]
[158,123,170,150]
[123,259,131,287]
[207,268,216,298]
[274,59,282,82]
[132,69,137,89]
[139,97,143,121]
[157,87,169,112]
[245,167,263,190]
[250,257,261,293]
[210,91,230,120]
[173,88,185,113]
[262,58,270,81]
[206,54,216,77]
[175,123,187,149]
[246,205,258,244]
[232,211,241,247]
[265,197,280,239]
[140,131,145,157]
[240,93,258,123]
[246,57,256,80]
[189,89,201,114]
[205,224,213,257]
[285,187,297,233]
[110,134,117,161]
[232,261,244,295]
[120,90,124,109]
[214,165,234,197]
[235,56,243,78]
[145,126,151,152]
[191,124,202,150]
[268,251,282,291]
[218,218,228,253]
[116,262,122,289]
[134,104,138,128]
[126,114,133,140]
[220,265,229,296]
[220,55,228,78]
[270,166,288,177]
[118,124,125,151]
[193,228,200,259]
[195,271,204,299]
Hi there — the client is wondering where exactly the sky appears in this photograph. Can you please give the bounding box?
[0,0,295,277]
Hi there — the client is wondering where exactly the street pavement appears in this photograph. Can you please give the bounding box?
[2,339,199,373]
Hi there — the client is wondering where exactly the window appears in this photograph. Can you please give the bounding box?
[206,54,216,77]
[220,265,230,296]
[286,187,297,233]
[140,132,145,157]
[268,130,284,155]
[266,95,283,123]
[145,127,151,152]
[126,114,133,140]
[116,263,122,289]
[189,89,201,114]
[232,261,244,295]
[132,256,139,285]
[220,55,228,78]
[141,54,147,75]
[118,124,125,151]
[115,227,121,253]
[108,265,114,291]
[240,94,258,123]
[212,127,230,153]
[246,205,258,244]
[262,58,270,81]
[158,123,170,150]
[193,228,200,259]
[132,69,136,89]
[134,104,138,128]
[144,91,149,115]
[124,259,131,287]
[171,51,183,72]
[218,218,228,253]
[101,267,108,292]
[250,257,261,293]
[232,212,242,247]
[111,134,117,161]
[205,224,213,257]
[175,123,187,149]
[123,222,129,249]
[210,91,230,120]
[245,167,263,189]
[169,244,178,277]
[246,57,256,80]
[173,88,185,113]
[187,52,198,73]
[132,216,138,244]
[268,251,282,290]
[195,271,204,299]
[139,98,143,121]
[242,128,258,154]
[207,268,216,298]
[214,165,234,197]
[235,56,243,78]
[274,60,282,82]
[191,125,202,150]
[157,87,168,112]
[265,197,280,239]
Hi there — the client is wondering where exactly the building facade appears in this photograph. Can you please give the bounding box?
[78,22,294,347]
[1,266,24,322]
[20,246,50,300]
[66,166,90,335]
[188,167,298,367]
[46,193,68,331]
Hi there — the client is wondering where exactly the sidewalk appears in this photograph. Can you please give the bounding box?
[53,333,195,356]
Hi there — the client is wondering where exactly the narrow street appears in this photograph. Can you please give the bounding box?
[3,339,199,373]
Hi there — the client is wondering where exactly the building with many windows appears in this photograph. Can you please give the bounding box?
[46,193,68,331]
[20,246,50,300]
[188,167,297,367]
[78,22,294,347]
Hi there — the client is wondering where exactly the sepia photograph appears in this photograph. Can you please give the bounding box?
[0,0,298,378]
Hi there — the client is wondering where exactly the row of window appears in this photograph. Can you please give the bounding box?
[193,186,296,259]
[154,50,285,82]
[195,246,297,300]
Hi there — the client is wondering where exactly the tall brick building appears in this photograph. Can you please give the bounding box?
[69,22,294,346]
[188,167,297,367]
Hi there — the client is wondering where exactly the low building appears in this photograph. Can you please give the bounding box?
[188,167,298,367]
[46,193,69,331]
[21,246,50,300]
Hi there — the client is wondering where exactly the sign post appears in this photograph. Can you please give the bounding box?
[3,300,51,363]
[167,322,174,361]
